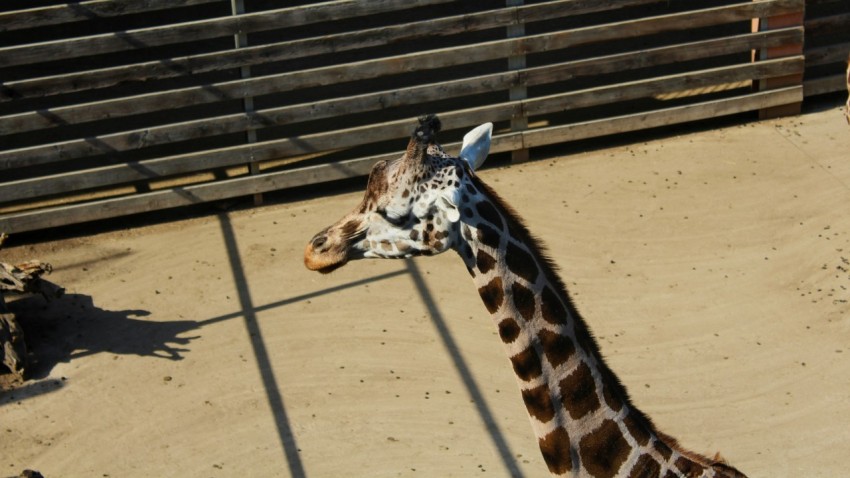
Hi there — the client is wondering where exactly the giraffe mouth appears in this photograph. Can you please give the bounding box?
[313,260,347,275]
[303,245,349,274]
[304,224,367,274]
[304,238,365,274]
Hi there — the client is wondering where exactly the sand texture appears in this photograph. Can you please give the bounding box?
[2,105,850,477]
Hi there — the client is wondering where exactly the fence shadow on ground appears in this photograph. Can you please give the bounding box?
[215,212,307,478]
[208,212,525,477]
[404,258,526,478]
[1,211,527,476]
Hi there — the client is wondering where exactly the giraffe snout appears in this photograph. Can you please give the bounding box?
[310,233,328,250]
[304,229,348,273]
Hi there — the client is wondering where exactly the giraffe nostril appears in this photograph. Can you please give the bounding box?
[311,234,327,249]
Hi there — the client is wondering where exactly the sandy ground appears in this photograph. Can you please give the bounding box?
[2,103,850,477]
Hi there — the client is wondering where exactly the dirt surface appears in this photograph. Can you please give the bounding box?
[2,104,850,477]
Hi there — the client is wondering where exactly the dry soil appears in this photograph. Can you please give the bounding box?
[2,104,850,477]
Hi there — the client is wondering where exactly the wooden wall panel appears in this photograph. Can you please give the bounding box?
[0,0,818,233]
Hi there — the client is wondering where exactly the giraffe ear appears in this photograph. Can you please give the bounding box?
[439,195,461,223]
[459,122,493,171]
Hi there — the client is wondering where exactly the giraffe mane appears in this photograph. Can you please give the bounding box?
[469,174,744,475]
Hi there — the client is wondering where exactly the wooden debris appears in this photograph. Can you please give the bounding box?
[0,233,64,379]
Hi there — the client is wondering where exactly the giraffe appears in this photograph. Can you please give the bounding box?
[304,115,747,478]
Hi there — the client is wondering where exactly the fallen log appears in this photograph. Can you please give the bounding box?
[1,233,64,379]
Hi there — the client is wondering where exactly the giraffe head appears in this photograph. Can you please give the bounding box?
[304,115,493,273]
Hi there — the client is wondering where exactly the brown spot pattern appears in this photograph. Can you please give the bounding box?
[341,220,361,239]
[521,384,556,423]
[541,286,567,326]
[476,250,497,274]
[511,282,536,321]
[365,160,388,203]
[506,242,539,284]
[623,411,651,446]
[539,427,572,474]
[628,454,662,478]
[461,244,474,261]
[498,317,521,344]
[601,381,624,413]
[711,464,743,478]
[478,277,504,314]
[476,223,501,249]
[579,419,631,478]
[538,329,576,368]
[510,346,543,381]
[559,362,601,420]
[462,225,473,241]
[674,457,705,477]
[476,201,504,230]
[654,439,673,461]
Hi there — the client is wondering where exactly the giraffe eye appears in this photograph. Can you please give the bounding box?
[378,209,408,227]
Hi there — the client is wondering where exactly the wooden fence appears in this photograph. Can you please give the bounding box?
[0,0,839,234]
[803,0,850,96]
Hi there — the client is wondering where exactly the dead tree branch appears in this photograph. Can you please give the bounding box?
[0,234,64,379]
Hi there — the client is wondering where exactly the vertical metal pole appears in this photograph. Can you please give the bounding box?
[507,0,529,163]
[231,0,263,205]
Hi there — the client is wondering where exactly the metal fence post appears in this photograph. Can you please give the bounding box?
[232,0,263,205]
[507,0,529,163]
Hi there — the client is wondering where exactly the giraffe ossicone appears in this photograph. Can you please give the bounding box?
[304,115,747,478]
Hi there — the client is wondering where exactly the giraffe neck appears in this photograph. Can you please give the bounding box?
[452,177,742,478]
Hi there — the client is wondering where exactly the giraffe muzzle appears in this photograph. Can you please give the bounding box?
[303,228,366,274]
[304,232,339,273]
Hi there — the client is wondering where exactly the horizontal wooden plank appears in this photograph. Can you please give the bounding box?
[0,31,802,170]
[0,72,523,169]
[0,0,222,32]
[516,0,660,23]
[1,0,660,100]
[805,41,850,67]
[0,57,802,202]
[0,132,524,230]
[2,38,520,134]
[804,0,847,5]
[803,74,847,97]
[0,4,513,100]
[521,27,802,87]
[0,88,802,234]
[524,57,803,117]
[0,0,803,134]
[0,0,453,68]
[522,87,802,148]
[0,103,523,203]
[804,12,850,35]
